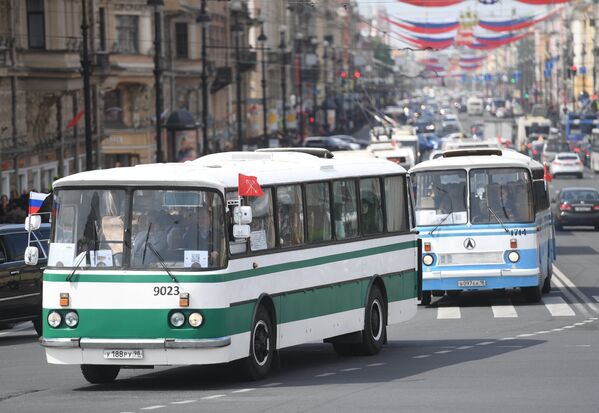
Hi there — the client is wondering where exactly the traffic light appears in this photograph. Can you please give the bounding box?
[524,92,530,100]
[309,116,315,124]
[570,65,578,77]
[340,71,347,79]
[353,71,361,79]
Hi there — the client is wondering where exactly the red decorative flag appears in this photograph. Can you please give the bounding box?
[238,174,264,197]
[67,109,85,129]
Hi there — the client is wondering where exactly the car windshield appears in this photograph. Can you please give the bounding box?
[49,188,225,269]
[413,170,468,226]
[561,190,599,202]
[469,168,533,224]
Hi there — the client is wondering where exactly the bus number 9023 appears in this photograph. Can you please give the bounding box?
[153,286,180,296]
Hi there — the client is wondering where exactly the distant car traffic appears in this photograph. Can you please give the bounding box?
[549,152,584,178]
[0,223,50,336]
[552,188,599,230]
[303,136,353,151]
[328,135,364,150]
[542,140,571,164]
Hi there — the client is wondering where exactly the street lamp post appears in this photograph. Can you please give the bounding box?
[230,0,244,151]
[258,25,268,142]
[279,26,287,139]
[296,33,304,144]
[322,39,330,133]
[81,0,94,170]
[197,0,211,155]
[148,0,164,163]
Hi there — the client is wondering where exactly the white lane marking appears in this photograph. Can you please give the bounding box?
[232,388,255,394]
[437,307,461,319]
[551,277,589,315]
[366,362,386,367]
[498,337,515,341]
[476,341,494,346]
[543,296,576,317]
[315,372,335,377]
[340,367,361,372]
[434,350,452,354]
[261,382,283,387]
[517,333,535,338]
[491,302,518,318]
[553,265,599,313]
[413,355,430,358]
[171,400,196,405]
[593,296,599,303]
[575,345,591,347]
[563,325,575,329]
[574,322,585,326]
[141,406,165,411]
[535,331,550,334]
[201,395,225,400]
[583,320,594,323]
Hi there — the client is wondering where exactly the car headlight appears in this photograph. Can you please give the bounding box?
[423,254,434,266]
[170,312,185,328]
[47,311,62,328]
[64,311,79,328]
[508,251,520,263]
[188,312,204,328]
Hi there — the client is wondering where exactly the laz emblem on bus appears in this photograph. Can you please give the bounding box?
[510,229,527,236]
[464,238,476,250]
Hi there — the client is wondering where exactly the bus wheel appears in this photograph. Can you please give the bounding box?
[432,290,445,297]
[358,286,386,356]
[81,365,120,384]
[542,263,553,294]
[420,291,432,306]
[522,286,541,303]
[242,306,274,380]
[446,290,461,297]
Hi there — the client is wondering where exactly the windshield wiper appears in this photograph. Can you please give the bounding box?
[66,250,88,282]
[430,186,453,235]
[141,223,152,265]
[487,207,509,233]
[146,243,179,283]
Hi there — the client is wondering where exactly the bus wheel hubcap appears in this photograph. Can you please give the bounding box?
[371,300,382,341]
[253,320,270,366]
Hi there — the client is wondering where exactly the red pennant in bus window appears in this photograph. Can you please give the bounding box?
[238,174,264,197]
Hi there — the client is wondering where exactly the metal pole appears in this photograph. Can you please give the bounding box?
[260,32,268,141]
[298,40,304,143]
[235,17,243,151]
[81,0,94,170]
[150,1,164,163]
[200,0,209,155]
[280,31,287,138]
[323,43,329,132]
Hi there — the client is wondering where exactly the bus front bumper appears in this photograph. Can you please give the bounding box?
[39,336,242,366]
[422,267,540,291]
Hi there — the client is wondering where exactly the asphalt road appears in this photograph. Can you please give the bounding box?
[2,125,599,413]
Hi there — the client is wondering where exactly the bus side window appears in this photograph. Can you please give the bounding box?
[359,178,384,235]
[533,181,549,214]
[306,182,332,243]
[333,180,358,240]
[247,188,275,251]
[384,175,408,232]
[277,185,304,247]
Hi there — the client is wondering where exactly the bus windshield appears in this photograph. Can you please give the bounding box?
[413,170,467,226]
[49,188,225,269]
[469,168,533,224]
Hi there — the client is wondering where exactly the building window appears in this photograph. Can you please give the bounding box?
[175,22,188,58]
[115,15,139,54]
[27,0,45,49]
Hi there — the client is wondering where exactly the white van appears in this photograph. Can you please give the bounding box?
[466,96,484,116]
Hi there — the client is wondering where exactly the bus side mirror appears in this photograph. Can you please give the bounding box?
[233,224,251,239]
[24,246,39,266]
[233,206,252,224]
[25,215,42,231]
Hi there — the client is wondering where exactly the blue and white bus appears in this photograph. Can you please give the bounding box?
[409,149,555,305]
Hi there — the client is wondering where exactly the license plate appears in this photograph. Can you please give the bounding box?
[457,280,487,287]
[575,207,591,212]
[103,349,144,360]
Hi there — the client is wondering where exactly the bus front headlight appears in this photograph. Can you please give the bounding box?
[423,254,434,266]
[47,311,62,328]
[508,251,520,263]
[64,311,79,328]
[188,312,204,328]
[170,312,185,328]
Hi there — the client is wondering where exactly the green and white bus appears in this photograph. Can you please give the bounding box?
[25,149,420,383]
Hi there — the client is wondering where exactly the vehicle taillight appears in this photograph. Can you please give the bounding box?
[552,161,559,166]
[387,157,401,164]
[593,205,599,211]
[560,203,572,211]
[577,160,583,165]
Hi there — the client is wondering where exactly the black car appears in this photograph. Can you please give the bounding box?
[0,223,50,335]
[303,136,353,151]
[552,188,599,230]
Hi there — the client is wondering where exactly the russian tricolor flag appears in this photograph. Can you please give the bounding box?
[29,192,51,215]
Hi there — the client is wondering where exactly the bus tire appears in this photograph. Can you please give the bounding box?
[81,365,120,384]
[358,285,386,356]
[420,291,432,306]
[241,306,274,380]
[542,263,553,294]
[446,290,461,297]
[432,290,445,297]
[522,285,541,303]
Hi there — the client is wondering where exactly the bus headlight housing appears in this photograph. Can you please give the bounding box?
[508,251,520,263]
[170,312,185,328]
[64,311,79,328]
[188,312,204,328]
[423,254,434,266]
[47,311,62,328]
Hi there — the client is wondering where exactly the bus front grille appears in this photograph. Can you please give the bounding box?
[437,252,504,266]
